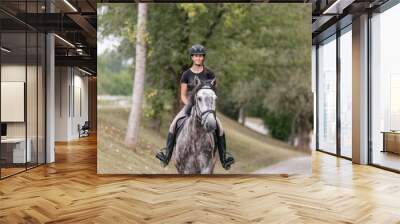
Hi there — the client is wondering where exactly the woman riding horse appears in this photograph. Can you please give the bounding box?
[155,44,235,170]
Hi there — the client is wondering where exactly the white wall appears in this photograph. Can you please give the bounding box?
[1,65,41,138]
[2,63,46,164]
[72,72,89,137]
[1,66,26,135]
[55,66,69,141]
[55,67,89,141]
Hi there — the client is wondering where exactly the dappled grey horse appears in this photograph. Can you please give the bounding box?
[172,77,218,174]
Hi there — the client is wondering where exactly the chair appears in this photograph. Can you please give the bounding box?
[79,121,90,138]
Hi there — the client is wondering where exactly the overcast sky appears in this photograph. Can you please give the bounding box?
[98,35,120,55]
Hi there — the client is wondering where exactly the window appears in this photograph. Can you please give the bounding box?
[339,26,352,158]
[317,35,337,154]
[0,2,46,179]
[370,3,400,171]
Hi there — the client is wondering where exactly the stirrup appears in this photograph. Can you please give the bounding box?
[223,155,235,170]
[156,148,168,167]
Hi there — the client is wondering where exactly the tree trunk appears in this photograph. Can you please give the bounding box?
[238,106,246,125]
[124,3,148,150]
[288,115,297,145]
[294,129,311,151]
[174,75,183,114]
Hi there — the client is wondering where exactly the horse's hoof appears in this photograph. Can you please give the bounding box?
[223,159,234,170]
[159,160,167,167]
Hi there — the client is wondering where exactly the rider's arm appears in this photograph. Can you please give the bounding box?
[180,83,189,105]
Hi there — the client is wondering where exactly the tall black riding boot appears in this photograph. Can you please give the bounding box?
[216,133,235,170]
[155,132,175,167]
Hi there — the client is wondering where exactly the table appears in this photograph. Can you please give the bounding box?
[381,131,400,154]
[1,138,32,163]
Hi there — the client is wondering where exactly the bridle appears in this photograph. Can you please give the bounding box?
[193,85,216,126]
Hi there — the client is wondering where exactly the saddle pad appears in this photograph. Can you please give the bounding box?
[175,116,188,139]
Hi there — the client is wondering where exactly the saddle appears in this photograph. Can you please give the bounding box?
[175,116,188,140]
[174,103,194,139]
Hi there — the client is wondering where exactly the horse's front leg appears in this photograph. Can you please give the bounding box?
[199,154,214,174]
[200,166,213,174]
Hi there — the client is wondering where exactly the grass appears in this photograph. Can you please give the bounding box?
[98,104,309,174]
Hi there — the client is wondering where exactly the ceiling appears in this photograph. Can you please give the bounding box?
[311,0,391,43]
[0,0,97,75]
[2,0,395,74]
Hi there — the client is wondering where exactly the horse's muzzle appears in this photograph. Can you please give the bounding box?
[204,116,217,133]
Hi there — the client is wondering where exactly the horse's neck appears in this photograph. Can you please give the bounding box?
[187,108,206,136]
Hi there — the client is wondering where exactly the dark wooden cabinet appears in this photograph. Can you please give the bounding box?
[382,131,400,154]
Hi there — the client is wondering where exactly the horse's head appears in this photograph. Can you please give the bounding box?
[191,76,217,133]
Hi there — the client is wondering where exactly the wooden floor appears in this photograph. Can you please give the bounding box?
[372,150,400,171]
[1,135,400,223]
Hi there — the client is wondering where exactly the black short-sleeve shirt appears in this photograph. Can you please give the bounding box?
[180,68,216,96]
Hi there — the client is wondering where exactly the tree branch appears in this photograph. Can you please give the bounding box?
[201,5,226,47]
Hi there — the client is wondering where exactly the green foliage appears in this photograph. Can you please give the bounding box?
[144,88,173,119]
[98,68,132,95]
[263,111,294,142]
[97,50,132,95]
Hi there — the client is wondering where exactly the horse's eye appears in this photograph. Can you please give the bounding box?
[197,97,201,102]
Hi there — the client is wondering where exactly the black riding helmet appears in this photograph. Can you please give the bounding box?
[189,44,206,56]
